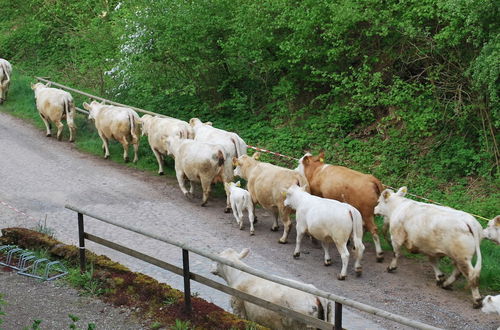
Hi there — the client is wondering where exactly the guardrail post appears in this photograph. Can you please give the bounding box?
[334,302,342,330]
[77,212,86,273]
[182,249,192,314]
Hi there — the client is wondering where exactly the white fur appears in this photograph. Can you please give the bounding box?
[483,216,500,245]
[224,181,255,235]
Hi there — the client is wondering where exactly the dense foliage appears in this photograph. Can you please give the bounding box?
[0,0,498,208]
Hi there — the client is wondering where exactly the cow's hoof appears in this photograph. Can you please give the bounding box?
[293,252,300,259]
[337,274,346,281]
[124,157,130,163]
[69,139,74,143]
[104,155,109,159]
[201,202,207,207]
[250,231,255,236]
[387,266,397,273]
[355,268,362,277]
[46,133,51,137]
[473,298,483,309]
[376,255,384,263]
[239,226,244,230]
[158,172,164,176]
[270,226,279,232]
[324,259,332,266]
[224,207,231,214]
[278,239,287,244]
[441,284,453,291]
[436,275,446,286]
[184,192,193,199]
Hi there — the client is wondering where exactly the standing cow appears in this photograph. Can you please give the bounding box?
[296,152,385,262]
[0,58,12,104]
[234,153,308,243]
[375,187,484,308]
[284,184,365,280]
[83,101,141,163]
[211,248,331,329]
[224,181,256,235]
[190,118,247,213]
[141,114,194,175]
[166,136,226,206]
[31,83,76,142]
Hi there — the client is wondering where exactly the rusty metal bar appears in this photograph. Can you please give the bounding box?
[77,212,86,273]
[182,249,192,314]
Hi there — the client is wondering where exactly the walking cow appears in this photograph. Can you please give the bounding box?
[83,101,141,163]
[141,114,194,175]
[296,152,385,262]
[374,187,484,308]
[31,82,76,142]
[234,153,308,243]
[0,58,12,104]
[483,215,500,245]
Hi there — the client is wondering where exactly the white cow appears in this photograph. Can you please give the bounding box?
[224,181,255,235]
[0,58,12,104]
[284,184,365,280]
[140,114,194,175]
[31,83,76,142]
[166,136,225,206]
[83,101,140,163]
[190,118,247,212]
[374,187,484,308]
[482,295,500,316]
[483,215,500,245]
[211,248,331,329]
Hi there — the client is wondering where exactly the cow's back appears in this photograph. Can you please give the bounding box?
[95,107,134,139]
[35,88,71,120]
[312,165,381,219]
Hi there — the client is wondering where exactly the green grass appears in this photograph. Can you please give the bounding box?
[1,69,499,293]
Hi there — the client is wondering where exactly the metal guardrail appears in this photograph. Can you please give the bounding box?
[66,204,440,330]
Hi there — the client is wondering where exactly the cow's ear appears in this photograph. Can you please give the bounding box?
[252,152,261,160]
[318,151,325,163]
[396,186,407,196]
[205,121,213,126]
[281,190,287,198]
[383,190,391,200]
[239,248,250,259]
[303,155,311,164]
[232,157,238,166]
[494,216,500,227]
[235,181,241,187]
[83,102,90,110]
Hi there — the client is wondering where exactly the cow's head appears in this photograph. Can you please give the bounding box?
[189,117,202,127]
[211,248,250,277]
[30,82,45,92]
[374,186,407,216]
[233,154,258,178]
[140,114,153,136]
[483,215,500,245]
[295,152,324,175]
[83,100,102,120]
[481,295,500,314]
[283,183,307,209]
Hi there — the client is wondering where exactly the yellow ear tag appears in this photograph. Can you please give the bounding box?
[281,191,287,198]
[319,158,324,162]
[254,155,260,160]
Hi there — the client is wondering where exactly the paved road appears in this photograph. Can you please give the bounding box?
[0,111,498,330]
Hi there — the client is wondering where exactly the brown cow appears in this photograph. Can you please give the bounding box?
[234,153,309,243]
[296,152,384,262]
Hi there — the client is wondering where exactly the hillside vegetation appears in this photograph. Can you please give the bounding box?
[0,0,499,290]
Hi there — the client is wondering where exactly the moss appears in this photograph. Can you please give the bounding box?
[0,228,267,329]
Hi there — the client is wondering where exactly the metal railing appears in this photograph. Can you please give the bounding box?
[66,204,440,330]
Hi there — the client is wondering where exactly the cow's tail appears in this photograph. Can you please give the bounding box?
[217,150,225,167]
[373,178,384,197]
[1,61,10,87]
[316,298,332,323]
[129,111,139,142]
[470,222,482,287]
[231,135,247,157]
[63,97,75,127]
[349,209,365,254]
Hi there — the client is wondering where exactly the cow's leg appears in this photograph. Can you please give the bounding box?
[429,256,446,286]
[321,241,332,266]
[230,297,247,319]
[236,204,244,230]
[352,239,364,276]
[176,171,191,199]
[39,113,52,137]
[200,177,212,207]
[132,141,139,163]
[293,220,307,258]
[440,266,461,289]
[247,202,255,235]
[365,215,383,262]
[335,242,350,280]
[230,198,240,227]
[98,131,110,159]
[67,119,76,142]
[152,148,164,175]
[54,120,64,141]
[119,137,130,162]
[278,207,292,244]
[449,259,482,308]
[223,181,232,213]
[270,208,279,232]
[387,240,402,272]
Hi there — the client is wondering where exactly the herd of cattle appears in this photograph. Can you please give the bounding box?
[1,58,499,327]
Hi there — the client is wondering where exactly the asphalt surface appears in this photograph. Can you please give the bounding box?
[0,111,498,329]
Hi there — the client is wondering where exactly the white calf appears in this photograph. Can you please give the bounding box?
[483,215,500,245]
[224,181,255,235]
[482,295,500,316]
[166,137,225,206]
[211,248,331,329]
[0,58,12,104]
[374,187,484,308]
[284,184,364,280]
